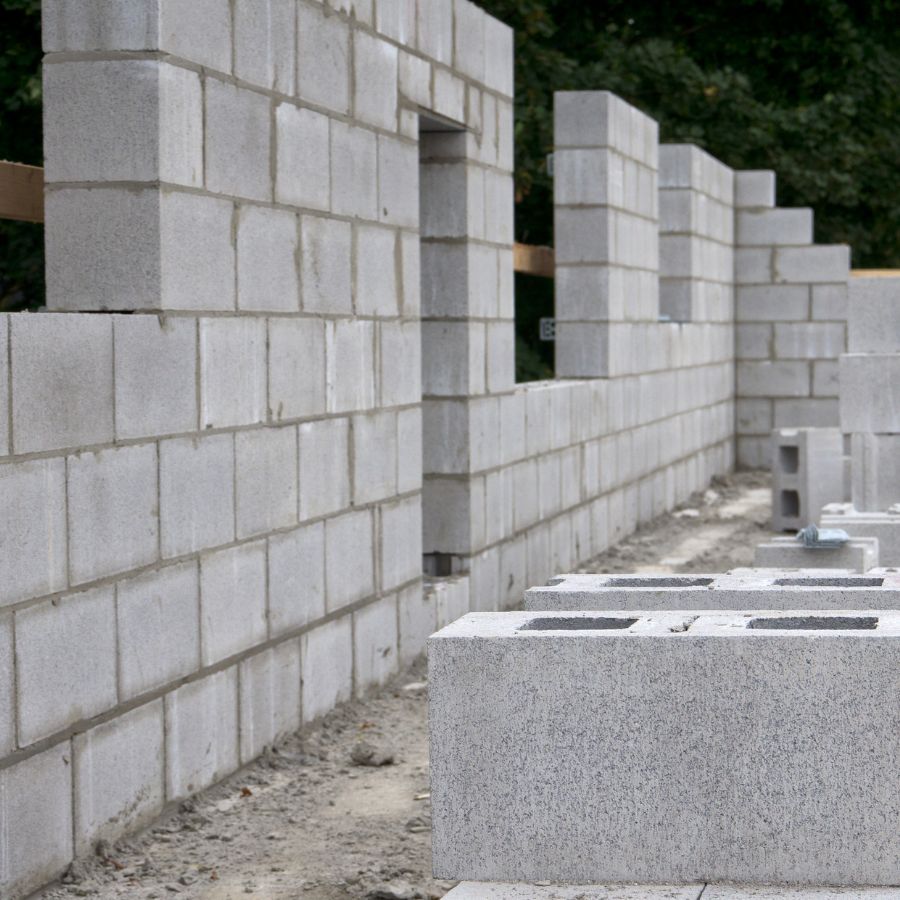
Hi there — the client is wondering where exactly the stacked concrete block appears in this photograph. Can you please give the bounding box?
[770,427,844,530]
[658,144,735,323]
[733,170,850,467]
[754,536,879,572]
[822,502,900,566]
[431,609,900,885]
[553,91,660,377]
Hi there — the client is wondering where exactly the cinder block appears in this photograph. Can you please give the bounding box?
[199,542,267,666]
[325,511,375,610]
[774,245,850,284]
[378,135,419,227]
[328,0,373,25]
[0,458,67,609]
[430,609,900,885]
[302,616,352,722]
[296,2,349,114]
[444,886,703,900]
[840,353,900,433]
[160,0,231,71]
[524,571,900,611]
[453,0,486,81]
[419,161,477,239]
[734,170,776,208]
[812,360,839,397]
[398,582,434,666]
[268,523,325,636]
[11,312,113,454]
[773,398,838,429]
[268,317,327,421]
[736,398,772,435]
[353,411,398,505]
[0,743,73,900]
[353,30,398,130]
[811,283,848,320]
[301,215,352,314]
[774,322,845,359]
[233,0,296,93]
[418,0,453,64]
[114,315,197,439]
[67,444,159,584]
[235,427,298,539]
[330,121,378,219]
[754,536,878,572]
[42,0,158,51]
[275,103,330,211]
[736,285,809,322]
[327,320,377,413]
[381,496,423,591]
[376,0,416,44]
[398,48,431,106]
[165,667,239,801]
[851,434,900,511]
[204,79,271,201]
[421,321,485,396]
[117,561,200,700]
[44,60,202,186]
[397,406,423,494]
[821,509,900,567]
[0,614,13,755]
[736,360,809,397]
[736,208,812,246]
[73,700,165,856]
[236,206,299,312]
[354,595,399,694]
[0,317,6,456]
[735,323,772,359]
[298,417,350,520]
[401,230,422,317]
[200,317,267,428]
[379,321,421,408]
[159,434,234,558]
[15,586,116,745]
[848,276,900,353]
[355,224,398,316]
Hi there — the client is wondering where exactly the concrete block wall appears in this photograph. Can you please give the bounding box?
[733,171,851,466]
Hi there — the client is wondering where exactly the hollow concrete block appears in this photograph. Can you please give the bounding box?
[753,536,878,573]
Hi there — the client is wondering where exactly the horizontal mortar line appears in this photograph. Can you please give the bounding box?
[418,236,513,249]
[0,485,424,620]
[0,573,424,775]
[552,261,660,272]
[23,308,427,323]
[420,316,516,324]
[659,187,734,203]
[659,231,735,247]
[554,144,658,169]
[557,203,659,225]
[418,153,515,174]
[455,435,736,558]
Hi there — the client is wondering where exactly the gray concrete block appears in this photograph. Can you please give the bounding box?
[73,700,165,856]
[43,0,158,51]
[736,361,809,397]
[812,360,839,397]
[268,522,326,636]
[851,434,900,512]
[297,2,349,114]
[114,315,197,439]
[397,406,423,494]
[398,582,434,666]
[165,667,239,801]
[275,103,330,211]
[381,497,422,591]
[116,561,200,700]
[199,542,268,666]
[0,316,6,456]
[445,885,704,900]
[736,285,809,322]
[205,79,271,201]
[235,426,298,539]
[160,0,231,71]
[200,317,267,428]
[754,536,878,572]
[67,444,158,584]
[379,321,421,408]
[848,277,900,352]
[236,206,299,312]
[821,509,900,567]
[298,417,350,520]
[355,224,398,316]
[159,434,234,558]
[11,312,113,454]
[325,511,375,610]
[233,0,296,93]
[331,121,378,220]
[0,742,73,900]
[773,398,839,429]
[376,0,416,43]
[430,610,900,885]
[774,245,850,284]
[301,215,352,314]
[0,458,67,609]
[352,411,398,505]
[839,353,900,433]
[811,283,848,321]
[268,317,327,421]
[0,615,12,755]
[354,595,399,694]
[453,0,486,81]
[418,0,453,64]
[302,616,352,722]
[774,322,845,360]
[353,30,398,130]
[734,170,776,208]
[16,586,116,745]
[326,320,376,413]
[736,208,812,246]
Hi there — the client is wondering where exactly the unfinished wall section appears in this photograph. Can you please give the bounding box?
[733,171,851,466]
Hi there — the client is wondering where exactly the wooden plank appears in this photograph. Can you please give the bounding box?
[851,269,900,278]
[514,242,554,278]
[0,161,44,223]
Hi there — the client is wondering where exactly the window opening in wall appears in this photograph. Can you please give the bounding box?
[516,271,554,381]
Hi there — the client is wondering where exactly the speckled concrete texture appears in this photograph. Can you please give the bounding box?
[445,885,900,899]
[429,610,900,885]
[524,570,900,610]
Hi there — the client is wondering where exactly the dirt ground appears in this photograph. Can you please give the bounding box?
[37,471,773,900]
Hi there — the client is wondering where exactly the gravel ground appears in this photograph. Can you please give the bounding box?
[35,470,772,900]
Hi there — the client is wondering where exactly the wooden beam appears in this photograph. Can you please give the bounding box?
[0,161,44,223]
[514,242,554,278]
[851,269,900,278]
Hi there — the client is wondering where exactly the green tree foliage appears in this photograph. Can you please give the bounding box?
[0,0,42,310]
[479,0,900,267]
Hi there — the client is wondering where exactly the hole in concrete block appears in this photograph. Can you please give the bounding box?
[605,577,714,588]
[779,445,800,474]
[780,490,800,517]
[747,615,879,630]
[518,617,639,631]
[773,577,884,587]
